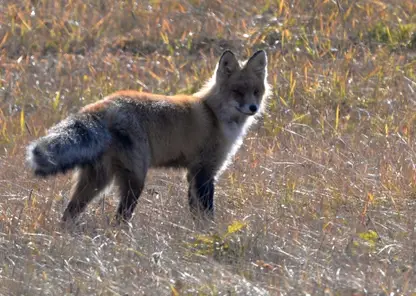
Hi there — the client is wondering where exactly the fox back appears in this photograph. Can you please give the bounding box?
[26,50,270,223]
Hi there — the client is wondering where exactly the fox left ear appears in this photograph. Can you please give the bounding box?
[246,50,267,79]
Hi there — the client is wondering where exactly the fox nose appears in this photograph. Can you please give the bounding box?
[249,104,258,113]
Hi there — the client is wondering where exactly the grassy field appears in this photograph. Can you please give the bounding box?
[1,0,416,295]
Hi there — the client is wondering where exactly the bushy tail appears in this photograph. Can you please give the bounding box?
[26,113,111,177]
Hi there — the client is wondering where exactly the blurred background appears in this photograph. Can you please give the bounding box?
[0,0,415,294]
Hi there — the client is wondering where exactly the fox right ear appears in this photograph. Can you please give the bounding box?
[216,50,239,79]
[245,50,267,80]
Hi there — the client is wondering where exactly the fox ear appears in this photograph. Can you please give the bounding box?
[246,50,267,79]
[216,50,239,79]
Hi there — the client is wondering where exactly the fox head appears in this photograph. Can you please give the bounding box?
[214,50,268,117]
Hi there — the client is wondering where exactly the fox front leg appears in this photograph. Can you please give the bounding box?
[187,166,215,219]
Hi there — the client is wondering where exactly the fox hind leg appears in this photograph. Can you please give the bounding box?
[187,166,215,219]
[114,169,146,222]
[113,150,149,223]
[62,163,111,222]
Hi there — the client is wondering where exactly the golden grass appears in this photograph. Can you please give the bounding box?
[1,0,416,294]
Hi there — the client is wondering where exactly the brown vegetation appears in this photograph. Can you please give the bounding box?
[1,0,416,294]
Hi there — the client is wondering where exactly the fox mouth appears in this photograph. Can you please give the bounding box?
[235,107,256,116]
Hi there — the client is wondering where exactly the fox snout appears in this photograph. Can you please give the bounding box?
[236,103,259,116]
[248,104,258,113]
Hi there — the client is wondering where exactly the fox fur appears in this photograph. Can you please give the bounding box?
[26,50,270,223]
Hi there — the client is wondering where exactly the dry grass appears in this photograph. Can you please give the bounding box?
[1,0,416,295]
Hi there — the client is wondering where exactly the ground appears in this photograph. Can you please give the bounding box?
[0,0,416,295]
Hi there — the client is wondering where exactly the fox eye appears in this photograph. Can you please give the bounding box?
[253,89,259,96]
[233,90,243,97]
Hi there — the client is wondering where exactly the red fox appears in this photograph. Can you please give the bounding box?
[26,50,270,223]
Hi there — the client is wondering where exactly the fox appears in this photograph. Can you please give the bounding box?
[26,49,270,224]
